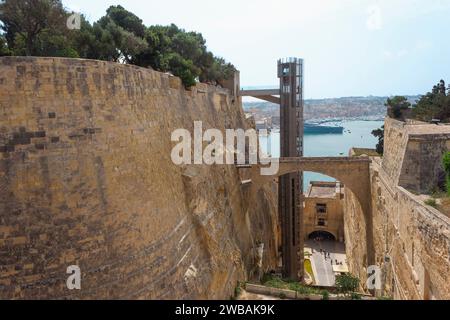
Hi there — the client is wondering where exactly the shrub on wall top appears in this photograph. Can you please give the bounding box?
[443,152,450,196]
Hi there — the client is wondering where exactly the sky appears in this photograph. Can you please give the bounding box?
[62,0,450,99]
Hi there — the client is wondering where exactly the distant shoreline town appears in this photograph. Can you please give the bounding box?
[244,95,419,132]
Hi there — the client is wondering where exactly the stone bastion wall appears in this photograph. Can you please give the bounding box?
[344,118,450,299]
[0,57,279,299]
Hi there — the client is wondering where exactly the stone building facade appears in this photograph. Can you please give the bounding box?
[304,181,345,242]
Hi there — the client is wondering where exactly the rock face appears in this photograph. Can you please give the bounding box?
[0,57,279,299]
[344,118,450,300]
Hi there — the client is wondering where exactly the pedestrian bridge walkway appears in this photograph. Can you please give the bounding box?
[241,156,371,211]
[237,155,375,266]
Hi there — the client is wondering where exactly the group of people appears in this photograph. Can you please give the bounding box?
[313,248,344,266]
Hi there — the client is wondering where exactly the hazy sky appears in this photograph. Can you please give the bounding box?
[62,0,450,98]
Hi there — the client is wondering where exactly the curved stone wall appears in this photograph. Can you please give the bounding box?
[0,57,279,299]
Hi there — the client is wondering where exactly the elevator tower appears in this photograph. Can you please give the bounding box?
[278,58,304,280]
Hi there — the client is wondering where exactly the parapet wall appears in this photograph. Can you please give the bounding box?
[382,117,450,194]
[0,57,279,299]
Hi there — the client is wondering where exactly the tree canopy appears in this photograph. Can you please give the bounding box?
[0,1,236,87]
[371,125,384,155]
[0,0,71,56]
[0,35,10,56]
[386,96,411,119]
[412,80,450,122]
[442,152,450,196]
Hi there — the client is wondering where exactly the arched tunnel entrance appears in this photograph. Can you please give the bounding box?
[308,231,336,241]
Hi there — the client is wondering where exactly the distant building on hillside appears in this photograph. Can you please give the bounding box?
[255,119,272,133]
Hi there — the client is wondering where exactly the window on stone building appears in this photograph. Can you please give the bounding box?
[317,218,326,227]
[316,203,327,214]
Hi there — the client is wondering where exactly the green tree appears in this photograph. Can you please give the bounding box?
[413,80,450,122]
[335,273,360,295]
[34,31,79,57]
[0,2,236,87]
[386,96,411,119]
[200,55,236,84]
[134,25,172,69]
[0,0,68,56]
[442,152,450,196]
[149,25,204,86]
[95,7,148,63]
[138,23,236,87]
[105,5,145,38]
[372,126,384,155]
[0,35,10,56]
[70,15,98,59]
[165,52,199,88]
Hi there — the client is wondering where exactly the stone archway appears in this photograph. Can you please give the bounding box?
[249,157,375,268]
[308,230,336,241]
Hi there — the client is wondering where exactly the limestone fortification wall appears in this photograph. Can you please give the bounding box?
[344,118,450,299]
[343,187,368,285]
[381,118,410,186]
[0,57,279,299]
[383,117,450,193]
